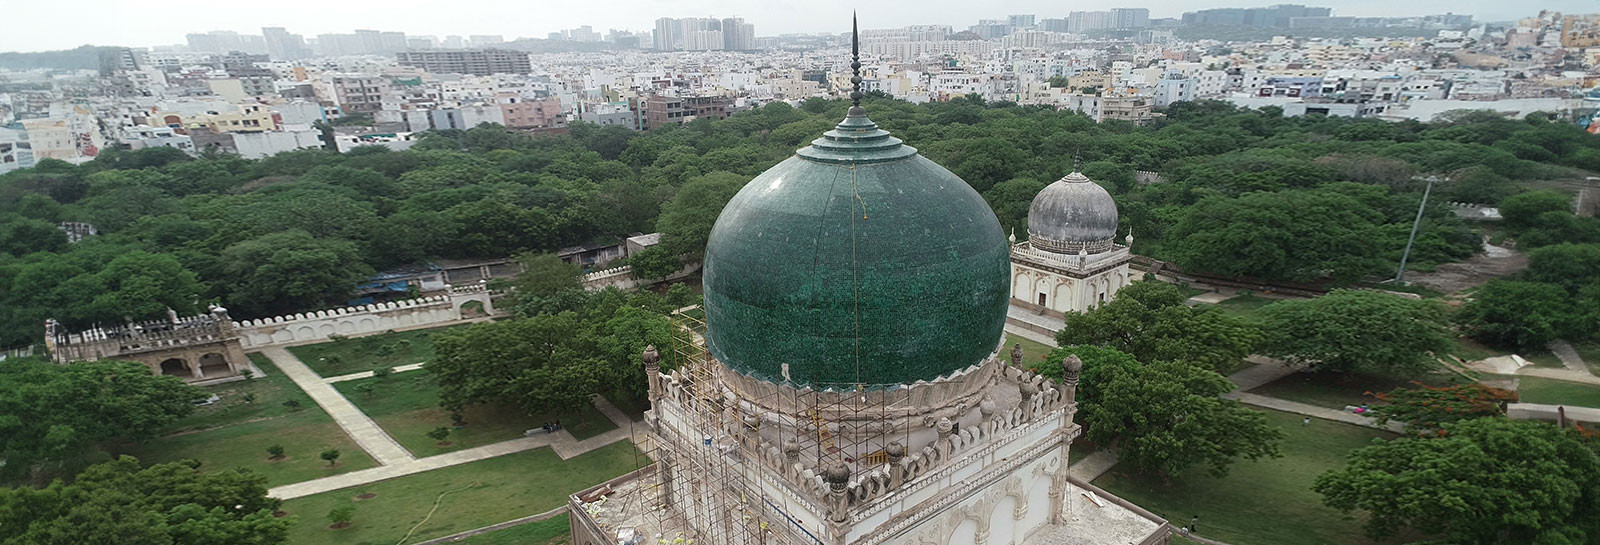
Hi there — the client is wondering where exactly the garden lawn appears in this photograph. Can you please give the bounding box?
[1573,341,1600,375]
[334,372,617,457]
[1005,332,1055,369]
[288,325,463,377]
[454,514,570,544]
[1514,376,1600,408]
[1093,409,1398,545]
[281,442,645,545]
[111,354,376,486]
[1250,370,1464,411]
[1204,294,1278,319]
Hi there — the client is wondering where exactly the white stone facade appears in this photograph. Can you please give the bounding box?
[1010,243,1133,316]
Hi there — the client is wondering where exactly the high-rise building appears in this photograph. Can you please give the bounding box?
[468,35,504,47]
[1111,8,1151,28]
[722,17,755,50]
[443,35,465,49]
[262,27,310,59]
[1040,18,1070,32]
[1008,14,1037,29]
[395,49,533,75]
[655,17,680,50]
[681,18,724,51]
[1068,11,1115,32]
[1182,4,1331,27]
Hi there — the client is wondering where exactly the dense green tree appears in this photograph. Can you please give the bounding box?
[1314,418,1600,545]
[626,245,685,281]
[656,171,746,257]
[1457,280,1578,348]
[0,359,200,480]
[1167,187,1386,282]
[982,177,1048,240]
[1500,190,1572,230]
[0,456,288,545]
[1082,360,1283,478]
[1365,383,1517,433]
[1256,290,1452,375]
[1525,243,1600,294]
[218,231,372,317]
[0,214,67,257]
[429,314,609,414]
[1029,345,1141,413]
[1056,280,1261,373]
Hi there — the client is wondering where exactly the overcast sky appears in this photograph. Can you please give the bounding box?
[1,0,1585,52]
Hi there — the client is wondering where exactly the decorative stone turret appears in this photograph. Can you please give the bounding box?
[642,345,662,402]
[1009,343,1023,367]
[1061,354,1083,405]
[824,463,853,525]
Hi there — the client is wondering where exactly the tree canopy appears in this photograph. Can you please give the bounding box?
[1055,279,1261,373]
[0,359,201,481]
[1256,290,1452,375]
[1314,418,1600,545]
[0,456,288,545]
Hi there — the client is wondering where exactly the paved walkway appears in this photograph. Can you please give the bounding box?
[258,347,414,465]
[1223,392,1405,433]
[1004,323,1059,348]
[1225,356,1296,392]
[323,362,427,383]
[267,393,638,500]
[1070,448,1120,481]
[1007,303,1065,332]
[1549,340,1594,376]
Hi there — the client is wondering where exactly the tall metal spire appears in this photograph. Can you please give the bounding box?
[849,12,865,116]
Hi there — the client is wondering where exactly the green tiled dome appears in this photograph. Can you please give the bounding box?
[701,111,1010,388]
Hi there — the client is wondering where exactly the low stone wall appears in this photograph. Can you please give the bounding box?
[1507,402,1600,425]
[580,261,701,292]
[235,285,499,349]
[235,296,462,349]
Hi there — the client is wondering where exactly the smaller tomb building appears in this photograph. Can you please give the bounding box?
[1010,170,1134,315]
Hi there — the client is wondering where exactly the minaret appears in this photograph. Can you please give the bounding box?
[848,12,864,117]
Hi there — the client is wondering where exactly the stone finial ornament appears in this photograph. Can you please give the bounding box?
[885,440,906,462]
[824,463,852,491]
[979,395,997,418]
[642,345,660,367]
[1009,343,1023,367]
[1062,354,1084,375]
[936,417,954,436]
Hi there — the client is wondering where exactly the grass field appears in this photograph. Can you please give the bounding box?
[111,354,376,486]
[455,514,570,544]
[1513,376,1600,408]
[1204,294,1279,319]
[1574,341,1600,375]
[1093,409,1397,545]
[288,326,463,377]
[1004,332,1055,368]
[281,441,645,545]
[1445,337,1511,363]
[1250,370,1464,410]
[334,372,617,457]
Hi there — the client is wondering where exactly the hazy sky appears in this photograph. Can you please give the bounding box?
[1,0,1585,52]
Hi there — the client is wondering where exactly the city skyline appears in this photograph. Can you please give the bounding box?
[4,0,1589,52]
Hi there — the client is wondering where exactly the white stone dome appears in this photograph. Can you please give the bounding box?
[1026,171,1119,254]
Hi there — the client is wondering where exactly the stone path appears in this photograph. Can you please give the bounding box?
[1516,366,1600,386]
[1548,340,1594,376]
[323,362,427,383]
[266,393,638,500]
[1007,304,1066,332]
[1224,356,1297,393]
[1186,292,1238,305]
[1004,323,1060,348]
[259,347,414,465]
[1069,449,1119,481]
[1222,392,1405,433]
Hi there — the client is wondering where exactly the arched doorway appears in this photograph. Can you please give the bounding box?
[198,353,231,377]
[459,300,485,318]
[159,358,192,377]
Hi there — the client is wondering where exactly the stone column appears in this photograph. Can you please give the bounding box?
[1060,354,1083,407]
[1019,380,1038,422]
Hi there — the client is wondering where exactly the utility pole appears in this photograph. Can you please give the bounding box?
[1394,175,1441,285]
